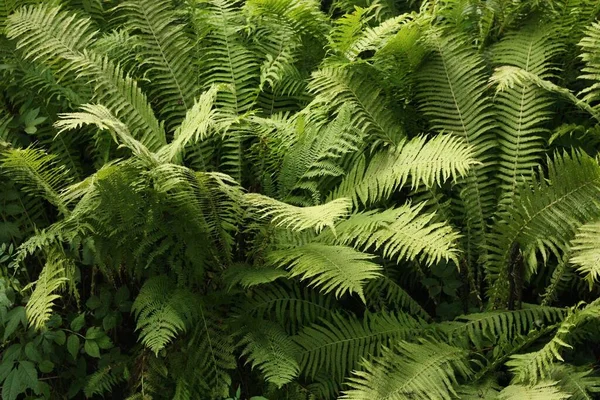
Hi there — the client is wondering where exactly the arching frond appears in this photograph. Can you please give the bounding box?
[245,194,352,233]
[25,254,68,330]
[551,364,600,400]
[487,153,600,306]
[331,134,476,207]
[570,221,600,289]
[7,5,166,150]
[497,381,570,400]
[266,243,382,301]
[240,320,300,387]
[1,147,72,215]
[132,276,197,355]
[578,21,600,107]
[363,275,430,320]
[507,298,600,383]
[319,202,461,266]
[295,311,423,381]
[440,306,566,349]
[341,339,473,400]
[238,283,338,334]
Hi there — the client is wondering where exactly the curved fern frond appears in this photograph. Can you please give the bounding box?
[131,276,197,355]
[341,339,473,400]
[118,0,197,130]
[245,194,352,233]
[266,243,382,301]
[223,262,288,289]
[497,381,570,400]
[7,5,166,150]
[570,221,600,290]
[320,202,461,266]
[25,254,68,330]
[331,134,476,207]
[551,364,600,400]
[363,275,430,320]
[578,21,600,107]
[507,298,600,383]
[441,306,566,349]
[1,147,72,215]
[487,152,600,306]
[295,311,423,381]
[55,104,158,166]
[240,319,300,387]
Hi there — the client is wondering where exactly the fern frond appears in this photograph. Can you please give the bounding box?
[1,146,72,215]
[238,283,337,334]
[240,320,300,387]
[84,366,125,397]
[490,26,562,206]
[118,0,197,130]
[487,152,600,306]
[55,104,158,166]
[223,262,288,289]
[578,21,600,107]
[7,5,166,150]
[341,339,473,400]
[266,243,381,301]
[320,202,461,266]
[363,275,430,320]
[507,298,600,383]
[416,31,497,271]
[25,254,68,330]
[551,364,600,400]
[570,221,600,290]
[441,306,566,349]
[245,194,351,233]
[279,104,363,203]
[331,134,476,207]
[308,66,404,145]
[497,381,570,400]
[295,311,423,381]
[132,276,197,355]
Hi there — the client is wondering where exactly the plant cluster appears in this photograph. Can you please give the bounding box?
[2,0,600,399]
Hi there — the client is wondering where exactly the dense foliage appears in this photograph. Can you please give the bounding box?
[2,0,600,398]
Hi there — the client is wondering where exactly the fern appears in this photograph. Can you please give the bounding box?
[331,134,477,207]
[319,203,461,266]
[245,194,351,233]
[490,25,561,207]
[341,339,473,400]
[507,298,600,383]
[551,364,600,400]
[240,319,300,387]
[295,311,423,381]
[497,381,571,400]
[487,152,600,306]
[131,276,197,355]
[117,0,197,130]
[25,253,68,330]
[266,243,381,301]
[570,221,600,289]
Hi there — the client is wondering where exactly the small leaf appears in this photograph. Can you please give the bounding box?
[18,361,38,390]
[86,296,101,310]
[85,327,104,340]
[70,314,85,332]
[53,330,66,345]
[67,335,80,360]
[0,360,14,383]
[3,306,26,341]
[24,342,42,363]
[84,340,100,358]
[38,360,54,373]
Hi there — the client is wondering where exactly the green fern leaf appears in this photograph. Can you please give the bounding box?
[341,339,473,400]
[570,221,600,289]
[266,243,381,301]
[132,277,197,355]
[25,255,68,330]
[498,381,570,400]
[240,320,300,387]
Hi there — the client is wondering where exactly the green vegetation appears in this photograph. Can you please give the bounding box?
[1,0,600,399]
